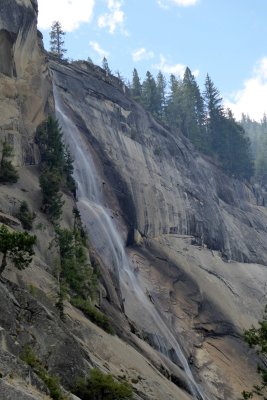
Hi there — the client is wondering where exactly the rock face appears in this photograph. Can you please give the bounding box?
[51,61,267,266]
[0,0,52,166]
[51,59,267,399]
[0,1,267,399]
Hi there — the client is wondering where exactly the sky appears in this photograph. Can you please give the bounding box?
[37,0,267,122]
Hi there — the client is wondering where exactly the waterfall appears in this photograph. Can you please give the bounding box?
[53,84,209,400]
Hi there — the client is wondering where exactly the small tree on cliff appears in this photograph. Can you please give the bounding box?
[0,139,18,183]
[49,21,66,59]
[0,225,36,275]
[242,305,267,399]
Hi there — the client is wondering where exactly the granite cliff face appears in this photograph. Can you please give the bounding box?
[0,0,52,166]
[51,61,267,265]
[0,1,267,400]
[51,59,267,399]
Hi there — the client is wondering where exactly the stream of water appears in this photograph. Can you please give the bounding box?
[53,85,208,400]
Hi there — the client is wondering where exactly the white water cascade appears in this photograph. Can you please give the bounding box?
[53,85,209,400]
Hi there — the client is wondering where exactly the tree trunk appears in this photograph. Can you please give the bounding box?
[0,251,7,275]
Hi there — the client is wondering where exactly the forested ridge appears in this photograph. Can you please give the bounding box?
[48,20,263,185]
[129,66,254,180]
[240,114,267,185]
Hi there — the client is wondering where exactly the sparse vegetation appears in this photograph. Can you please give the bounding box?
[16,200,36,230]
[21,346,68,400]
[70,297,114,335]
[72,368,133,400]
[0,139,18,183]
[51,208,99,321]
[36,116,75,223]
[39,168,64,222]
[0,224,36,275]
[242,305,267,399]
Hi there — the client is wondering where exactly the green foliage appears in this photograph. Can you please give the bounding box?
[70,297,114,335]
[21,346,67,400]
[0,224,36,275]
[141,71,159,117]
[156,71,167,121]
[39,168,64,221]
[129,68,254,180]
[242,305,267,398]
[50,21,66,59]
[73,368,133,400]
[55,284,67,321]
[55,226,97,300]
[51,208,98,320]
[0,139,18,183]
[131,68,142,103]
[242,114,267,185]
[16,201,36,230]
[37,116,75,223]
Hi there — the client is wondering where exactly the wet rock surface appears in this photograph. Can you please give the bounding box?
[51,60,267,266]
[51,59,267,398]
[0,1,266,399]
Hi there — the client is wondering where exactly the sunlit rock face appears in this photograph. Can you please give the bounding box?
[0,0,52,166]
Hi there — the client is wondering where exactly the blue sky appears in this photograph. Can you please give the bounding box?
[38,0,267,121]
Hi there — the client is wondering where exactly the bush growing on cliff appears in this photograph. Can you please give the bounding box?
[16,201,36,230]
[70,297,114,334]
[73,368,133,400]
[21,346,68,400]
[51,208,99,321]
[242,305,267,399]
[0,139,18,183]
[0,224,36,275]
[54,209,98,299]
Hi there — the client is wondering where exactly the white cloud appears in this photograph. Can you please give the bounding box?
[153,55,199,78]
[157,0,198,8]
[171,0,199,5]
[89,41,109,60]
[97,0,126,34]
[132,48,155,62]
[153,55,186,76]
[38,0,95,32]
[225,57,267,122]
[157,1,170,9]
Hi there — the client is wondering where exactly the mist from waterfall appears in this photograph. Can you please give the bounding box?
[53,84,209,400]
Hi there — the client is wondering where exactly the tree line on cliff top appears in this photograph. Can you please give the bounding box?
[49,20,260,182]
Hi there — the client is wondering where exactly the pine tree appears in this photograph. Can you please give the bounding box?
[49,21,66,59]
[0,225,36,275]
[180,67,206,150]
[242,305,267,399]
[141,71,159,116]
[131,68,142,103]
[36,117,75,222]
[204,74,224,156]
[156,71,167,121]
[165,74,183,129]
[222,110,253,178]
[102,57,111,74]
[0,139,18,183]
